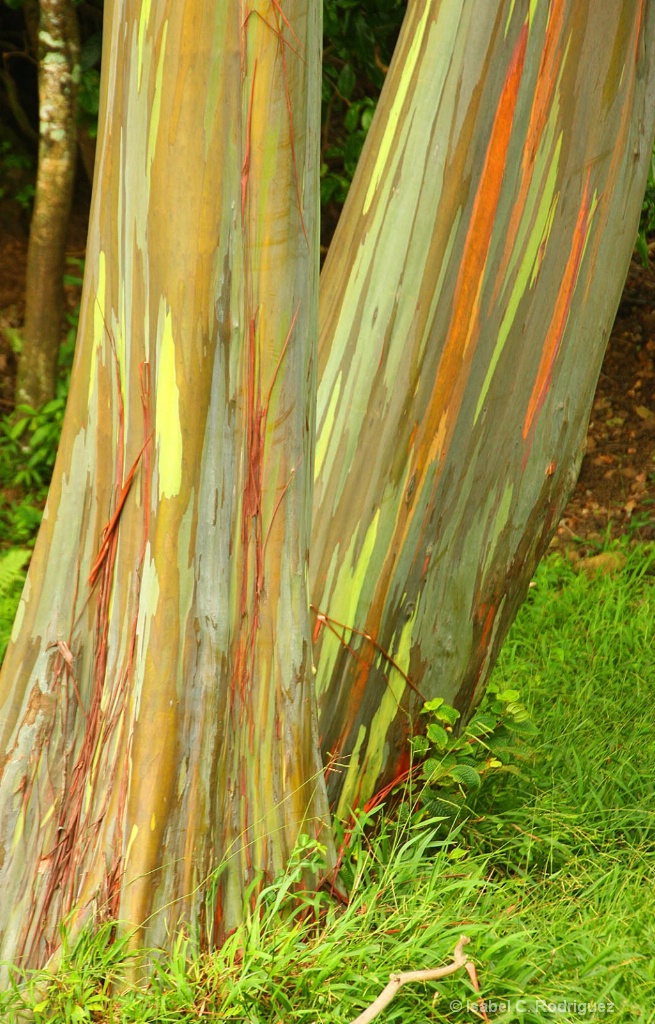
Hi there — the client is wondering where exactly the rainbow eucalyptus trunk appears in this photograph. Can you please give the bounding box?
[312,0,655,816]
[0,0,326,969]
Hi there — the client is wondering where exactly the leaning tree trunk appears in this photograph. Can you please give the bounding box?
[0,0,326,969]
[311,0,655,816]
[16,0,79,410]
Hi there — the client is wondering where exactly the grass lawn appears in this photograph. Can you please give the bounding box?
[1,543,654,1023]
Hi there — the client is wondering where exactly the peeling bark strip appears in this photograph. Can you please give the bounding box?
[17,0,80,410]
[312,0,655,814]
[0,0,327,969]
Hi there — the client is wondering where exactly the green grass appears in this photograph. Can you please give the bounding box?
[1,542,654,1023]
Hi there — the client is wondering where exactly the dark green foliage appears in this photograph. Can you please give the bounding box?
[78,32,102,140]
[0,396,65,548]
[0,139,34,210]
[636,151,655,265]
[321,0,406,208]
[0,264,80,548]
[411,686,537,829]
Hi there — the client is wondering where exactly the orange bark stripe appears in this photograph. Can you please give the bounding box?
[408,22,528,522]
[447,22,528,361]
[634,0,645,62]
[491,0,567,301]
[339,26,529,741]
[403,22,528,505]
[522,168,592,440]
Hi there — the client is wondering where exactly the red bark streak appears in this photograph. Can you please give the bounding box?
[261,460,299,563]
[310,605,426,701]
[523,168,592,442]
[328,759,412,894]
[33,342,154,955]
[434,20,527,378]
[479,603,496,651]
[104,360,152,916]
[241,62,257,221]
[238,306,297,702]
[33,321,131,944]
[243,315,262,530]
[634,0,645,62]
[243,5,305,62]
[240,312,264,663]
[270,0,303,53]
[88,435,152,587]
[312,613,325,644]
[264,303,298,412]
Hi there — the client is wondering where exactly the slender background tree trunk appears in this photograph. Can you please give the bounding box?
[17,0,79,410]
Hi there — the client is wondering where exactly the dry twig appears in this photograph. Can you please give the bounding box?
[348,934,471,1024]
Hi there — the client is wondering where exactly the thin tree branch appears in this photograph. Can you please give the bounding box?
[348,934,471,1024]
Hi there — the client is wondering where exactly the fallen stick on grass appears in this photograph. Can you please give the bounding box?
[348,934,472,1024]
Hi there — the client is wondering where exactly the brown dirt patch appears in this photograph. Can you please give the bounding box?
[553,259,655,555]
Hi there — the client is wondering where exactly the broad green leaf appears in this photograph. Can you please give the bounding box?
[426,723,449,749]
[449,764,481,789]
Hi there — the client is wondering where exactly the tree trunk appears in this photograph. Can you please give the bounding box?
[312,0,655,815]
[16,0,79,410]
[0,0,326,969]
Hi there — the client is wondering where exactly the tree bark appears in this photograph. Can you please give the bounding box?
[0,0,326,969]
[312,0,655,815]
[16,0,79,410]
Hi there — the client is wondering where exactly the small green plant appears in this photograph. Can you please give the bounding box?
[411,684,537,828]
[0,399,65,492]
[7,922,133,1024]
[0,396,66,548]
[0,258,80,548]
[0,547,29,661]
